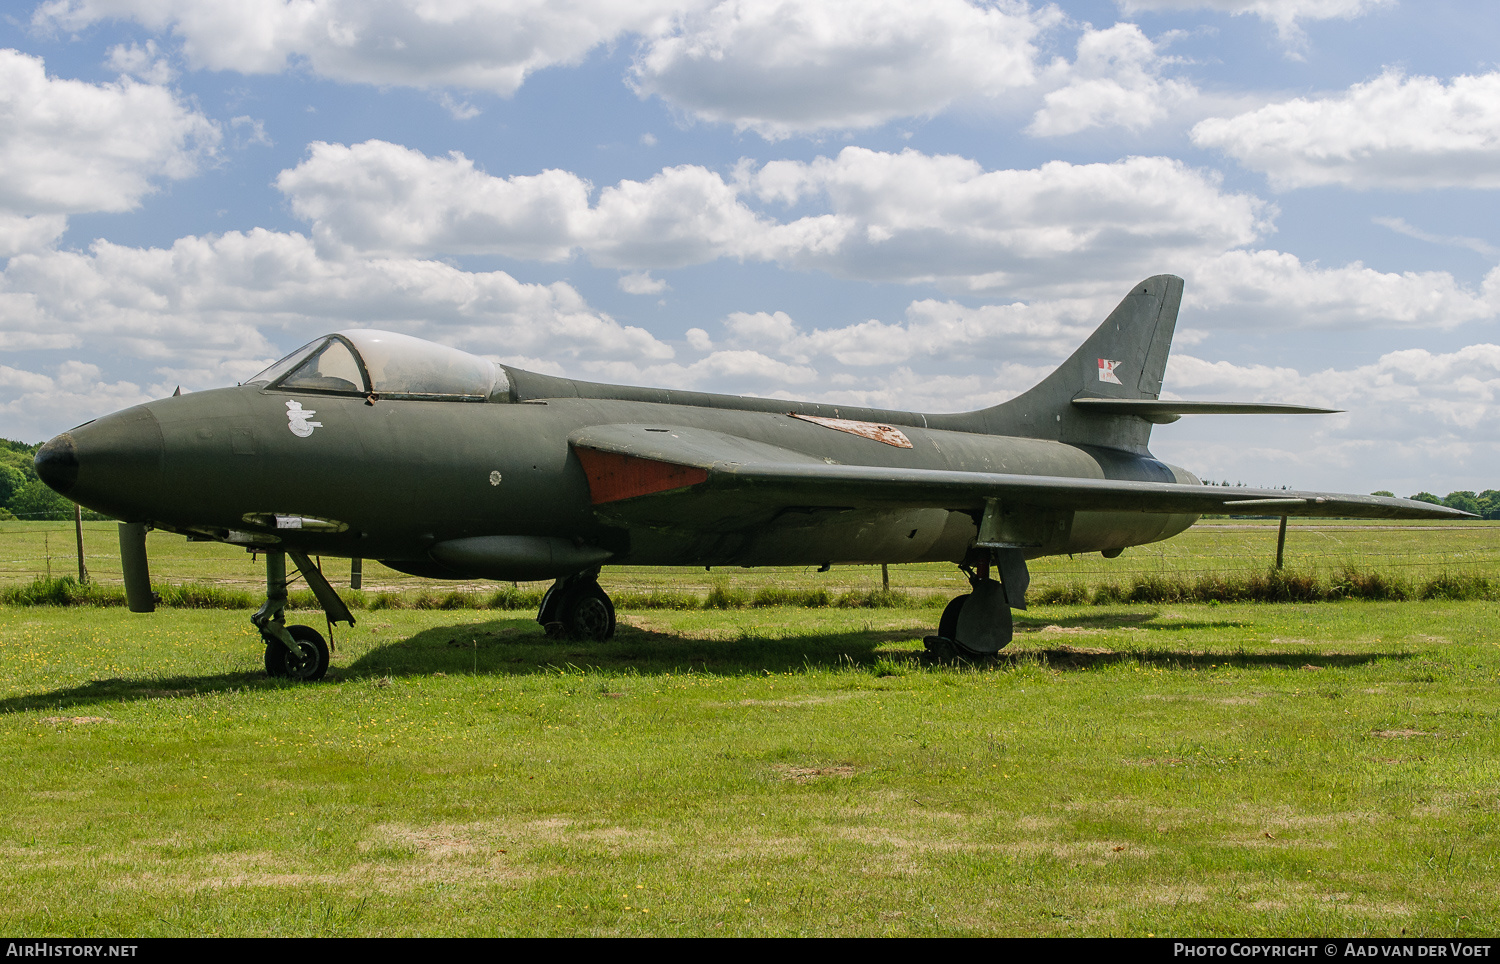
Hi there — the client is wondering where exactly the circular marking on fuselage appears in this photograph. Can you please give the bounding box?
[489,470,503,485]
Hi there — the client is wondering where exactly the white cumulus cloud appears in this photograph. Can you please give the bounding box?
[0,366,154,442]
[1153,342,1500,491]
[630,0,1054,139]
[618,271,669,295]
[0,214,69,260]
[34,0,697,95]
[1192,70,1500,191]
[105,39,176,83]
[1185,250,1500,329]
[745,148,1268,291]
[271,139,1500,340]
[1029,23,1197,137]
[720,299,1095,368]
[277,140,593,260]
[0,364,56,395]
[276,140,803,268]
[278,141,1269,294]
[0,229,673,394]
[0,48,218,253]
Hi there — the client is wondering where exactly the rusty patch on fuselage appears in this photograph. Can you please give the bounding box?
[789,413,913,448]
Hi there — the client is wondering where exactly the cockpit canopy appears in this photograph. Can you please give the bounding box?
[248,330,510,402]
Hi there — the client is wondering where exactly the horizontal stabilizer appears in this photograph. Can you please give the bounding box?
[1072,398,1340,425]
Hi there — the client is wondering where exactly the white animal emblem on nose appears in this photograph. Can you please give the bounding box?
[286,400,323,438]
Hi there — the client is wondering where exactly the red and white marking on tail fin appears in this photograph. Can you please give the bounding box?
[1097,358,1123,385]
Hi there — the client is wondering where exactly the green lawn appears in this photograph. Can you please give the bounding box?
[2,600,1496,935]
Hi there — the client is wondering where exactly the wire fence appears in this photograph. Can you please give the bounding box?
[4,520,1497,599]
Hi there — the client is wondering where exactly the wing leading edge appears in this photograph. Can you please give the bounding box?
[569,424,1472,531]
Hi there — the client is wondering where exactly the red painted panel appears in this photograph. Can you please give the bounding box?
[573,446,709,505]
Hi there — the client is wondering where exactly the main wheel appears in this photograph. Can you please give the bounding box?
[560,582,615,641]
[263,624,330,680]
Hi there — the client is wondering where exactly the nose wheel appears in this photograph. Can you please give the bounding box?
[264,624,330,680]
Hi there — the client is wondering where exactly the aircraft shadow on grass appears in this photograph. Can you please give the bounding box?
[2,670,283,715]
[3,610,1413,714]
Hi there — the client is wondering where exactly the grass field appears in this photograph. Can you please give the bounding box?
[2,598,1497,936]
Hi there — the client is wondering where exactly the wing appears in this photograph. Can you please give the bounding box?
[569,424,1471,531]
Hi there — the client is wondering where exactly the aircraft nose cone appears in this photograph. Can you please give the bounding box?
[34,433,79,496]
[47,406,165,521]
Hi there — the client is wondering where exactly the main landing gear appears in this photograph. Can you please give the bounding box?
[924,547,1030,660]
[251,549,355,681]
[537,568,616,641]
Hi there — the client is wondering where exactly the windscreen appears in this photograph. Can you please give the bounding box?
[277,337,369,394]
[246,338,322,386]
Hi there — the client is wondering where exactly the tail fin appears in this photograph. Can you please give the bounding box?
[965,275,1184,453]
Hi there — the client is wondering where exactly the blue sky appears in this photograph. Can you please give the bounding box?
[2,0,1499,496]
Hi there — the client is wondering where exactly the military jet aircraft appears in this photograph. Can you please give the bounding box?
[34,275,1469,679]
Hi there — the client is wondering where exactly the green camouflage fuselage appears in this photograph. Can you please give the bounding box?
[60,379,1198,579]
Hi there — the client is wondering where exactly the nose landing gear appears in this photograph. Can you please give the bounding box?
[251,549,354,681]
[264,623,330,680]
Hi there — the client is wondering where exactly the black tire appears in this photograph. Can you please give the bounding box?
[938,593,968,642]
[264,624,330,681]
[264,635,288,677]
[537,580,563,627]
[561,582,615,641]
